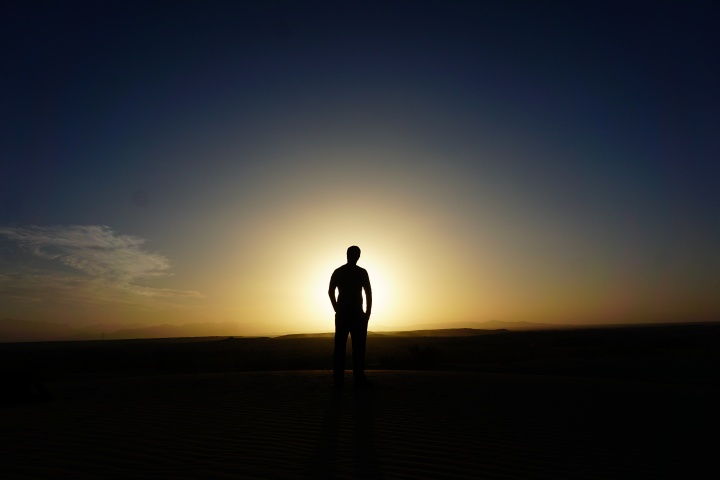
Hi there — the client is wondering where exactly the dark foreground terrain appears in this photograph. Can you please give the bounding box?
[1,323,718,479]
[2,322,719,385]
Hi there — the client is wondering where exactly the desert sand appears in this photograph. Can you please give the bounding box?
[3,325,718,478]
[2,367,716,479]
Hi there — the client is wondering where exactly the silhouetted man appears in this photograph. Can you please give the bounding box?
[329,245,372,387]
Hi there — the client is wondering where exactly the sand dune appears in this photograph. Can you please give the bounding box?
[1,370,715,479]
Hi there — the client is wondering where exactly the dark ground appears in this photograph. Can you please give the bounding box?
[2,322,719,385]
[1,323,718,479]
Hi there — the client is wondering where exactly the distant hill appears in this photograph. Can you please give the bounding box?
[0,319,75,343]
[0,318,575,343]
[373,320,568,332]
[276,328,505,339]
[5,317,706,343]
[372,328,503,337]
[0,319,257,343]
[97,322,253,340]
[275,332,336,339]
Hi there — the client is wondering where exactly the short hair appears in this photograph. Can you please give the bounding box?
[347,245,361,262]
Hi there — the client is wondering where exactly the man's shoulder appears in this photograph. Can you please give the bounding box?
[333,264,367,274]
[353,265,369,277]
[331,265,347,278]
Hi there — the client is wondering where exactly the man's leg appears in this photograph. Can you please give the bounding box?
[350,314,368,382]
[333,314,350,386]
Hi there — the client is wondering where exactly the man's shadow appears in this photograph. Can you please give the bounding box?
[305,387,383,479]
[352,387,383,479]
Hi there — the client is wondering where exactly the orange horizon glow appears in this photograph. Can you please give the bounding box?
[3,147,720,338]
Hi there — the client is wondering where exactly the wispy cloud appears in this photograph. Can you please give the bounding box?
[0,225,203,303]
[0,225,167,280]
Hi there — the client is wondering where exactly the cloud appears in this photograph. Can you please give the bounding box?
[0,225,167,280]
[0,225,203,301]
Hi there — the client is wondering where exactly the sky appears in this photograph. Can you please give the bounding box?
[2,1,719,336]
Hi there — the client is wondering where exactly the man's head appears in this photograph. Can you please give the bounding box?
[347,245,361,265]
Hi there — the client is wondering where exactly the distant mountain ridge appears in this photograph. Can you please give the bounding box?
[379,320,563,331]
[0,318,75,342]
[0,319,257,343]
[276,328,502,339]
[0,318,629,343]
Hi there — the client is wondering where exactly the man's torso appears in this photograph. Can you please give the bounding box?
[332,264,368,313]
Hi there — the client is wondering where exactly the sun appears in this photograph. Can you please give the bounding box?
[298,252,398,333]
[358,257,393,326]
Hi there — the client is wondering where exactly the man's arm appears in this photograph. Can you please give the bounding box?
[363,270,372,319]
[328,272,338,313]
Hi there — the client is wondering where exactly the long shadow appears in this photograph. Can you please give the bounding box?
[305,386,384,479]
[305,389,342,479]
[353,387,383,479]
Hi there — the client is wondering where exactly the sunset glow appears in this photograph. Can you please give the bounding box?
[2,2,719,340]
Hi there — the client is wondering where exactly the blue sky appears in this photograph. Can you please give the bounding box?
[2,1,719,334]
